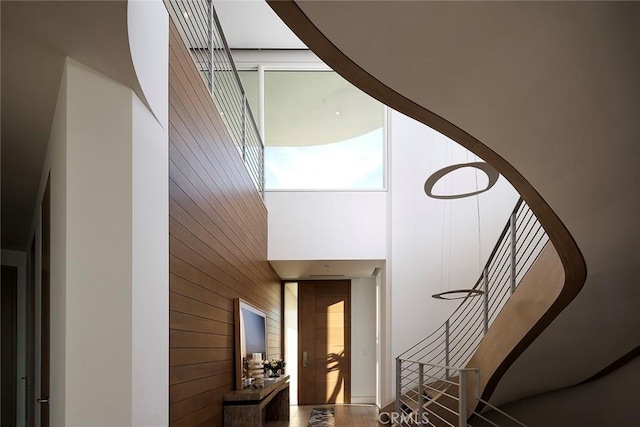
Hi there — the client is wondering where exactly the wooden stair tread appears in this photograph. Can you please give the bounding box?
[399,377,462,426]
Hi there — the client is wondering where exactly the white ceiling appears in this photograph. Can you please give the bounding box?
[259,70,383,147]
[270,259,384,281]
[1,1,144,250]
[213,0,306,49]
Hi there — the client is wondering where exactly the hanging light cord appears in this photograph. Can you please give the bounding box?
[432,152,486,301]
[475,156,482,275]
[440,201,446,293]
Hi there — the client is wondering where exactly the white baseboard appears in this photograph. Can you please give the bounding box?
[351,396,376,404]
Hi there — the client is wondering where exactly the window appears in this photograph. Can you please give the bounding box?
[241,68,386,190]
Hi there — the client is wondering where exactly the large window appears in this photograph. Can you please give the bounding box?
[239,69,385,190]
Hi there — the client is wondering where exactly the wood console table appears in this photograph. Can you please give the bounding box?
[223,375,290,427]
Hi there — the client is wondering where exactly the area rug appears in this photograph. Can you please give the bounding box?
[307,407,336,427]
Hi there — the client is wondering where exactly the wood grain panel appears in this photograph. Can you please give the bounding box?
[168,18,281,427]
[172,403,223,427]
[298,283,316,405]
[170,311,232,336]
[299,281,351,405]
[170,388,225,422]
[170,373,231,403]
[171,361,231,386]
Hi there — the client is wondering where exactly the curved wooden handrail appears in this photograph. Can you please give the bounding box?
[465,242,565,411]
[267,0,587,404]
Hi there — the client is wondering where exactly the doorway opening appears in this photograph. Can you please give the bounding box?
[284,275,381,407]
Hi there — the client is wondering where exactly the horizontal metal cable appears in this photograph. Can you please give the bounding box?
[425,410,456,427]
[424,397,459,419]
[489,285,511,320]
[474,397,528,426]
[488,234,511,272]
[450,328,483,366]
[168,0,265,196]
[470,410,501,427]
[450,314,482,353]
[401,324,447,358]
[410,342,447,364]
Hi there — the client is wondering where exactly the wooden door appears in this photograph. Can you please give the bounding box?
[39,178,51,426]
[1,265,18,426]
[298,280,351,405]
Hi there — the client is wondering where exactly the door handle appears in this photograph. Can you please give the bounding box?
[37,398,49,404]
[303,351,309,368]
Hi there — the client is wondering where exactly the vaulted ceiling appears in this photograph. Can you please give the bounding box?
[1,1,145,250]
[268,0,640,405]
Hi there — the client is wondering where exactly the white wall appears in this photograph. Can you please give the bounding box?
[379,264,392,406]
[389,110,519,369]
[265,110,519,405]
[25,56,168,427]
[284,283,299,404]
[131,92,169,427]
[65,58,134,427]
[127,0,169,129]
[266,191,387,261]
[43,66,69,426]
[66,59,168,427]
[1,250,27,426]
[130,4,169,424]
[351,277,377,403]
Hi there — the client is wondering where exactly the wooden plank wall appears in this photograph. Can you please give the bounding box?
[168,20,282,427]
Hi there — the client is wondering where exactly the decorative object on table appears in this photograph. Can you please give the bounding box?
[264,358,286,377]
[249,377,264,389]
[247,356,264,381]
[307,407,335,427]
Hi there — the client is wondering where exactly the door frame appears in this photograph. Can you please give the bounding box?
[1,265,18,426]
[39,176,51,426]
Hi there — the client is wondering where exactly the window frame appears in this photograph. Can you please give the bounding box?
[234,54,389,192]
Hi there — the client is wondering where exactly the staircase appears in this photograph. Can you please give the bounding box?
[395,199,548,426]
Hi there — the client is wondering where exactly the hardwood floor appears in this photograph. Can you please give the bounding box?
[266,404,385,427]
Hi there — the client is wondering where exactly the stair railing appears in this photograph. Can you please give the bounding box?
[396,198,547,426]
[396,360,527,427]
[166,0,265,197]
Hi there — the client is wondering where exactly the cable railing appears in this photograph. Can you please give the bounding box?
[396,362,528,427]
[396,198,548,426]
[167,0,265,196]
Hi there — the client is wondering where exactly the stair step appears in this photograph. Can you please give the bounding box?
[399,377,461,426]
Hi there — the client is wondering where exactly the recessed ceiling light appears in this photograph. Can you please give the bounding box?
[335,111,340,115]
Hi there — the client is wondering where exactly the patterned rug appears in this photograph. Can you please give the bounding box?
[307,407,336,427]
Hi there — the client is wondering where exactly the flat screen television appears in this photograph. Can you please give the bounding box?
[234,298,267,389]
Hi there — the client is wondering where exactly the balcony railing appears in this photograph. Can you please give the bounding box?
[167,0,265,196]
